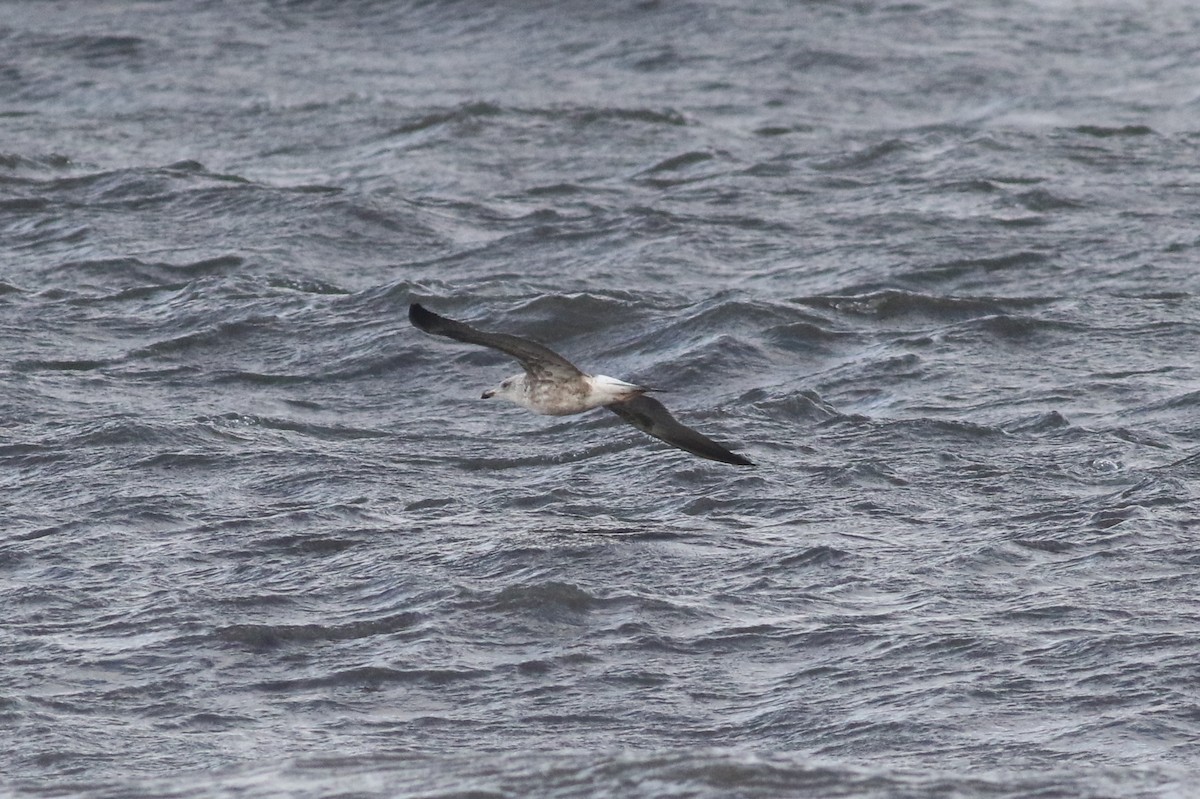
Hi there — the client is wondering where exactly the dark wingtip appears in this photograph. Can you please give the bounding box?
[678,448,752,466]
[409,302,436,331]
[676,440,755,467]
[710,449,754,466]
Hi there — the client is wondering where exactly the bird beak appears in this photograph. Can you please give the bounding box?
[481,389,495,399]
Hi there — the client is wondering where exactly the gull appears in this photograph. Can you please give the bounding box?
[409,303,753,466]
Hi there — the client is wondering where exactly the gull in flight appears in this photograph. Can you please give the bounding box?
[409,303,753,466]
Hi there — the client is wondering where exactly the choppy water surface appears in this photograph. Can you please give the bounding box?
[3,2,1199,796]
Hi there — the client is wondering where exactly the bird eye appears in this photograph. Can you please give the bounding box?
[501,380,510,388]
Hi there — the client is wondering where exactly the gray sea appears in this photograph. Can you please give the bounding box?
[3,1,1199,797]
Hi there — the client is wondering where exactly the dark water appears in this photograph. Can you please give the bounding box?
[3,2,1199,796]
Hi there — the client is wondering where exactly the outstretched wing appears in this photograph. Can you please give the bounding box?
[608,395,753,466]
[409,303,583,381]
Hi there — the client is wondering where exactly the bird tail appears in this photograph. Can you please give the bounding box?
[588,375,660,403]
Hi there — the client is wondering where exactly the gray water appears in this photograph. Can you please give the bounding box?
[3,2,1199,797]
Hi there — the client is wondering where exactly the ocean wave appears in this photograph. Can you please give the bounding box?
[217,612,423,651]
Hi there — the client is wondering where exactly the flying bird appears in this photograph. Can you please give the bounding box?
[408,303,753,466]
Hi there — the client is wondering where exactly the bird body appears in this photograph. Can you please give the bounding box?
[484,372,649,416]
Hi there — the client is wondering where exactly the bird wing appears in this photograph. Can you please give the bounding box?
[409,303,584,382]
[607,394,753,466]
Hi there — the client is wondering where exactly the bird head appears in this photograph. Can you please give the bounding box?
[482,374,522,402]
